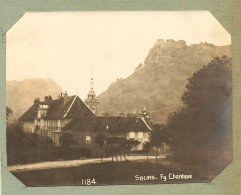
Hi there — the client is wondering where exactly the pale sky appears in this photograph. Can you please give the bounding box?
[6,11,231,99]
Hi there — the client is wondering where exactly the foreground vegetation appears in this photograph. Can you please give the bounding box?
[7,123,92,165]
[165,56,232,171]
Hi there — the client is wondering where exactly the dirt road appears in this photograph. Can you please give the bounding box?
[8,155,167,172]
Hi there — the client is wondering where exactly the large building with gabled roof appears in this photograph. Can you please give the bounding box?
[18,81,152,155]
[19,92,95,145]
[63,116,151,153]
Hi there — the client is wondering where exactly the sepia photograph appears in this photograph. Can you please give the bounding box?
[6,11,232,186]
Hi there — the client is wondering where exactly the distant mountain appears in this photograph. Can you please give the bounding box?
[7,78,63,119]
[97,39,231,123]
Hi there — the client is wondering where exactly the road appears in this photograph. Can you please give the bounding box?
[8,155,167,173]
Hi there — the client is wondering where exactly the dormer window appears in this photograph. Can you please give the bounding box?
[42,105,48,109]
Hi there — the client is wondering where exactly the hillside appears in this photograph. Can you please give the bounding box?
[97,39,231,123]
[6,78,63,119]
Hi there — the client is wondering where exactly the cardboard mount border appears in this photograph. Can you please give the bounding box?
[0,1,240,194]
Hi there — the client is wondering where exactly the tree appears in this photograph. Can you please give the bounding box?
[121,138,140,160]
[59,133,76,148]
[167,56,232,170]
[143,141,151,162]
[6,106,13,125]
[124,138,140,151]
[106,137,140,162]
[106,137,122,162]
[149,128,167,165]
[95,133,106,162]
[38,136,54,151]
[7,123,54,165]
[182,56,231,108]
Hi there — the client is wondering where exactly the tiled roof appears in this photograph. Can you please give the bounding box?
[18,103,39,120]
[63,116,151,132]
[19,96,95,120]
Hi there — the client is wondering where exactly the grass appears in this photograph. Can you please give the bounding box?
[12,161,209,186]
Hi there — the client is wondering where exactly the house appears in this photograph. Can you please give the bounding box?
[62,116,151,156]
[18,92,95,145]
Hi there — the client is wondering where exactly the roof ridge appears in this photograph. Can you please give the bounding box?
[63,95,77,118]
[82,98,96,116]
[141,117,152,131]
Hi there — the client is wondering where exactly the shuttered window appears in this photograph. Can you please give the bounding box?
[86,136,91,144]
[138,132,143,138]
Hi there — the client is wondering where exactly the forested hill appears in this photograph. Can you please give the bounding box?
[97,39,231,123]
[7,78,63,120]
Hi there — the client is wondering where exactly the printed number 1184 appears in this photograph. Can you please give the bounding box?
[81,179,97,185]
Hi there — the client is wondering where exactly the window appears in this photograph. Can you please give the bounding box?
[138,132,143,139]
[86,136,91,144]
[129,132,135,138]
[58,120,61,128]
[137,144,143,150]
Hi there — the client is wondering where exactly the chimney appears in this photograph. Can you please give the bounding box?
[64,91,68,98]
[58,93,63,99]
[45,95,53,105]
[34,98,40,104]
[45,96,49,102]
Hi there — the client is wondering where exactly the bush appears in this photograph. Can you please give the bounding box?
[7,124,54,165]
[7,123,94,164]
[59,133,76,148]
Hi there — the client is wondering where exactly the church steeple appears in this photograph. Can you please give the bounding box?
[85,77,100,115]
[88,78,96,100]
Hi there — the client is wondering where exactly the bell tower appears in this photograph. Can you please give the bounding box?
[84,78,100,115]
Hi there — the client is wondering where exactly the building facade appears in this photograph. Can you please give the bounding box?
[62,116,151,156]
[19,92,95,145]
[19,90,152,154]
